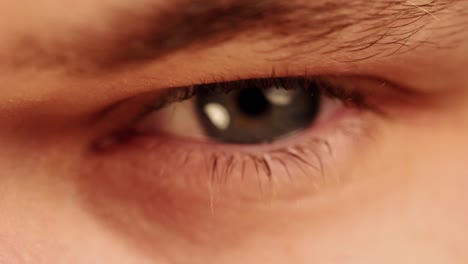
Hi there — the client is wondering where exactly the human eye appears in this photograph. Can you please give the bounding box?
[136,76,361,145]
[87,73,407,203]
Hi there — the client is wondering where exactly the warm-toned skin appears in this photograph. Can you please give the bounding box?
[1,0,468,263]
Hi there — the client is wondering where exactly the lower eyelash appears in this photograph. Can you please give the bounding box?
[203,137,331,186]
[91,127,344,200]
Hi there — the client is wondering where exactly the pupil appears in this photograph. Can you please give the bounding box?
[237,88,270,116]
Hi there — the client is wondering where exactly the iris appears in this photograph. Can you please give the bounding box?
[195,81,321,144]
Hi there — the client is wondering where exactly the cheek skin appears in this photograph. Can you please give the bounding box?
[74,104,468,264]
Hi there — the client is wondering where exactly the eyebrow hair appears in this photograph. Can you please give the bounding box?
[5,0,459,74]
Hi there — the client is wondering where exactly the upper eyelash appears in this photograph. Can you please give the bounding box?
[144,75,370,114]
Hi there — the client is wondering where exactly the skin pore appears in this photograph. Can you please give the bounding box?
[0,0,468,263]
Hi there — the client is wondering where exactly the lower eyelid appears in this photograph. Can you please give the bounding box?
[86,106,369,203]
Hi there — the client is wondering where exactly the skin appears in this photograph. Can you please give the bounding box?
[0,0,468,263]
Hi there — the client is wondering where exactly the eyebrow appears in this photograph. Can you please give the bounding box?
[5,0,458,74]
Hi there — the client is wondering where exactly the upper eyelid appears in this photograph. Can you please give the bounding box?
[144,76,311,111]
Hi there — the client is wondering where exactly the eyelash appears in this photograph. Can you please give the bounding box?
[93,74,376,198]
[141,75,370,115]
